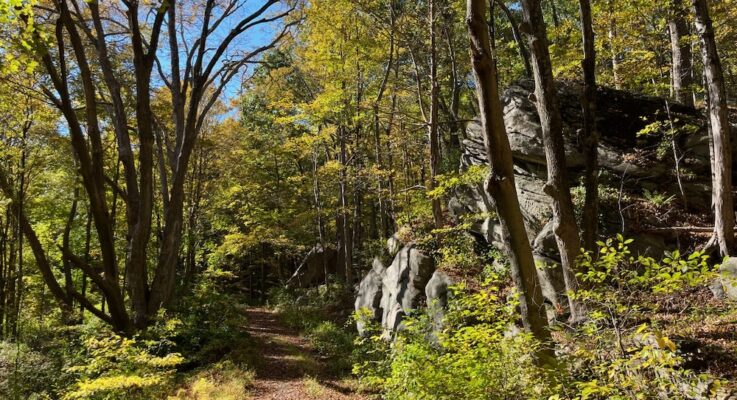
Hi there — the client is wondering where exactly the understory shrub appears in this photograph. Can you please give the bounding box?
[308,321,353,359]
[62,319,184,400]
[564,236,729,399]
[176,269,246,365]
[0,341,59,399]
[268,281,352,331]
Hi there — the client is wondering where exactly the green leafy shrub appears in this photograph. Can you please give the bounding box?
[642,188,675,207]
[566,236,728,399]
[308,321,353,359]
[269,282,352,331]
[62,319,184,400]
[355,236,730,399]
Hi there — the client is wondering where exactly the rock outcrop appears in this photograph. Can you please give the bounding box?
[454,81,715,257]
[356,82,732,334]
[451,81,726,311]
[355,238,437,336]
[380,245,435,332]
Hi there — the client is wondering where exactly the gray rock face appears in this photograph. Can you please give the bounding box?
[287,244,337,288]
[379,245,435,333]
[355,244,445,336]
[381,246,435,332]
[456,82,714,258]
[448,82,725,317]
[355,258,386,336]
[425,271,454,333]
[715,257,737,301]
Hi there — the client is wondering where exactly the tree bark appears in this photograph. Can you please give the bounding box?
[578,0,599,253]
[519,0,585,322]
[669,0,694,107]
[607,0,621,89]
[466,0,554,363]
[692,0,735,256]
[429,0,443,230]
[338,126,353,285]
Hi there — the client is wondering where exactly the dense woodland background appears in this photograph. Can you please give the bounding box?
[0,0,737,398]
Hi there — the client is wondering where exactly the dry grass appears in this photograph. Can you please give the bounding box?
[168,360,255,400]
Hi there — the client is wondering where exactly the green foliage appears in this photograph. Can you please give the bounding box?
[355,236,729,399]
[0,341,59,399]
[428,165,489,199]
[566,236,727,399]
[308,321,353,359]
[269,282,351,332]
[62,320,184,400]
[175,270,246,365]
[270,283,357,375]
[642,188,675,207]
[577,235,717,296]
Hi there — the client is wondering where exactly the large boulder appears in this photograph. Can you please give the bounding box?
[355,258,386,336]
[380,245,435,333]
[286,244,338,288]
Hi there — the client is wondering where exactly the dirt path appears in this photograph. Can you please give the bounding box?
[244,308,367,400]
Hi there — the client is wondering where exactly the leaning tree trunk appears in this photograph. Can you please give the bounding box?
[669,0,694,107]
[466,0,554,364]
[578,0,599,253]
[692,0,734,256]
[520,0,585,322]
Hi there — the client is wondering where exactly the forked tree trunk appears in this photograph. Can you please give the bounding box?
[466,0,554,363]
[692,0,734,256]
[519,0,585,322]
[578,0,599,253]
[669,0,694,107]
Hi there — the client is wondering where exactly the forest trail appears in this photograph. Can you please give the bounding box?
[244,307,366,400]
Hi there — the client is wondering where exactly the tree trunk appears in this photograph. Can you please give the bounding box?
[520,0,585,322]
[466,0,554,363]
[692,0,734,256]
[339,126,353,285]
[578,0,599,253]
[429,0,443,230]
[607,0,621,89]
[669,0,694,107]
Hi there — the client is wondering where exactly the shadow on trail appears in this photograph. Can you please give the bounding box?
[243,307,366,399]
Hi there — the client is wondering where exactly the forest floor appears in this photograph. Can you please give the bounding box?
[243,307,366,400]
